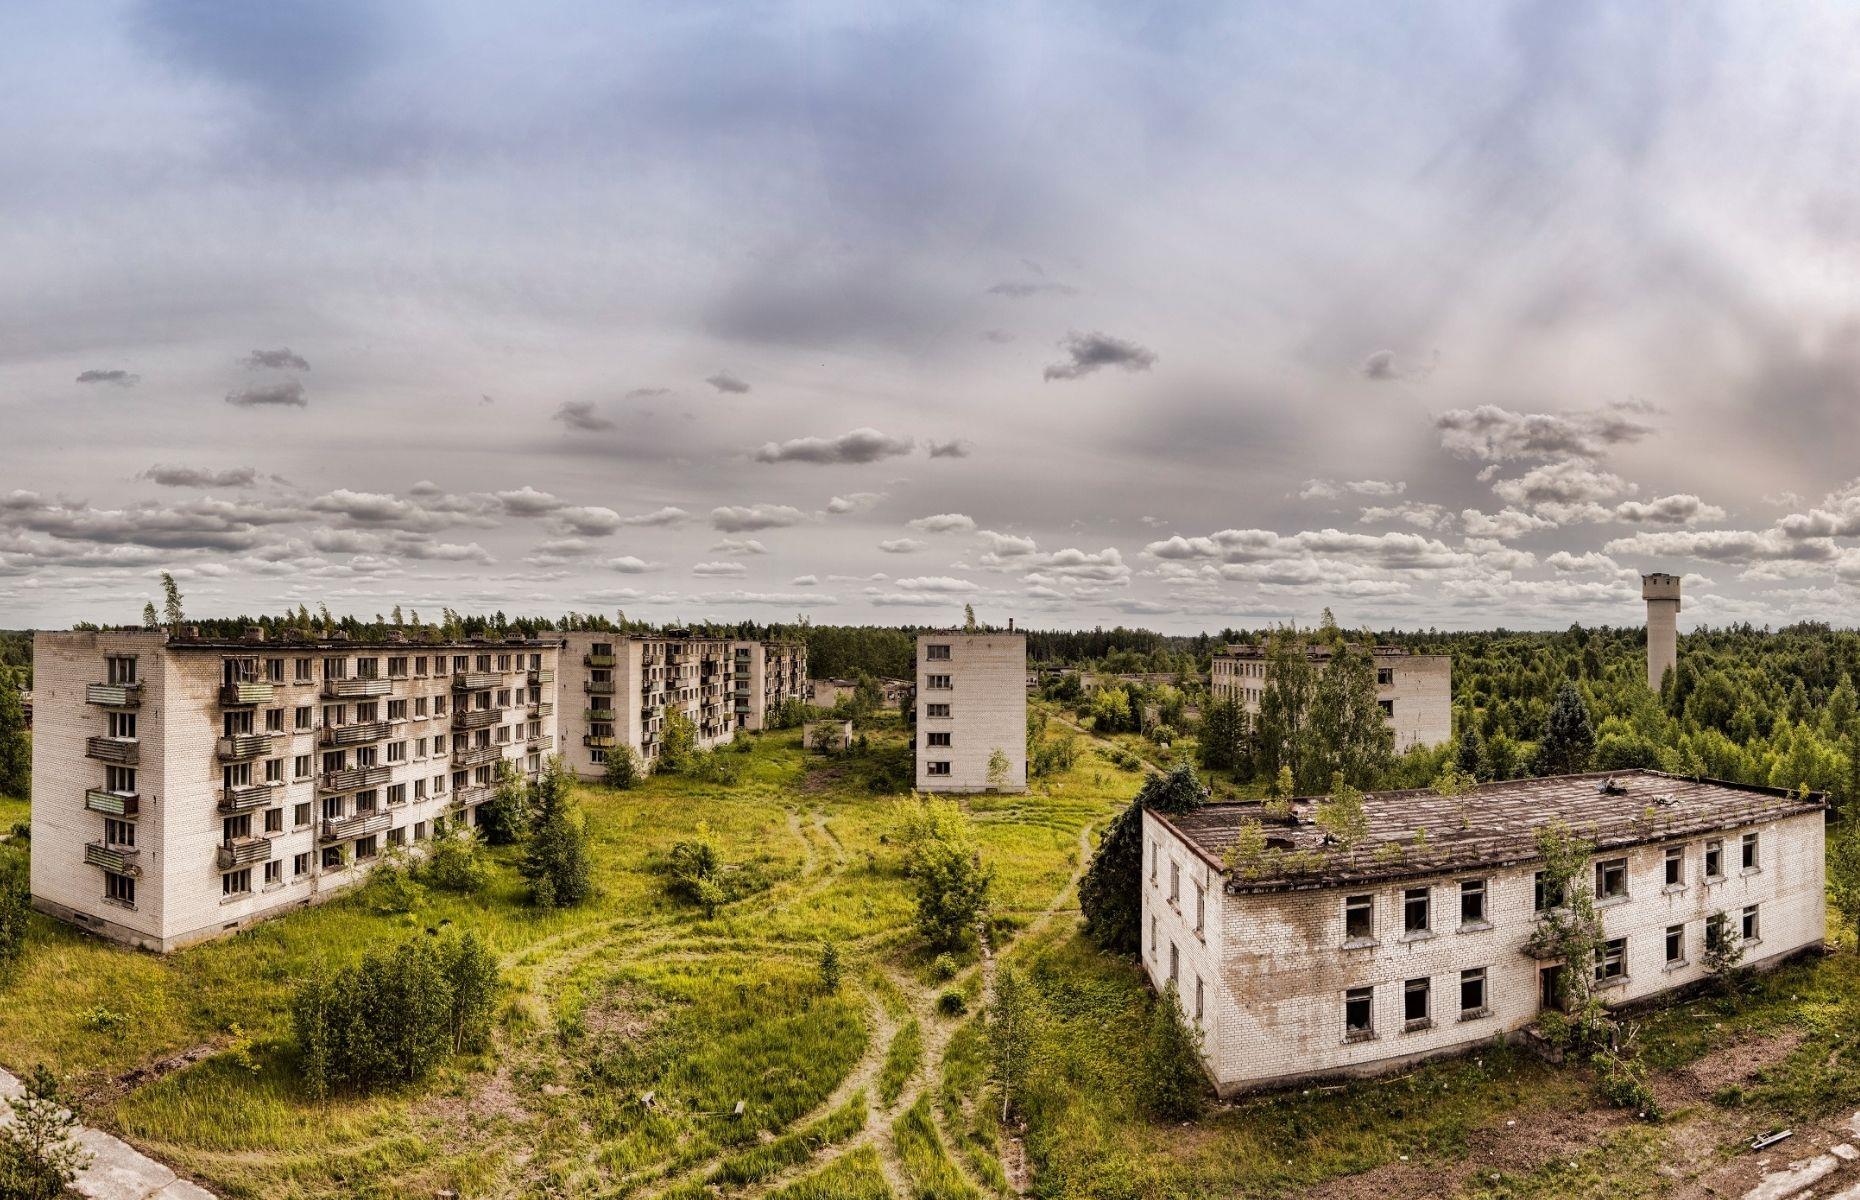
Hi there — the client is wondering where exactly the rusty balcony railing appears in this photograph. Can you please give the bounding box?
[86,682,141,707]
[529,668,555,685]
[85,788,139,817]
[452,670,500,691]
[527,734,554,752]
[86,842,142,875]
[452,744,504,769]
[585,679,616,696]
[453,709,500,731]
[583,653,616,668]
[86,736,139,765]
[318,764,392,793]
[322,677,392,699]
[318,721,391,748]
[217,836,273,868]
[320,810,392,842]
[216,732,276,761]
[218,781,281,813]
[218,681,275,706]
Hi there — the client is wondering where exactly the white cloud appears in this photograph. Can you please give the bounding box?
[907,513,975,533]
[711,504,808,532]
[691,561,748,577]
[878,537,928,554]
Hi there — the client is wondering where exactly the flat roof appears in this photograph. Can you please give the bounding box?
[1214,643,1446,661]
[1155,770,1824,894]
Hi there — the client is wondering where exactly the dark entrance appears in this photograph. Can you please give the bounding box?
[1538,965,1564,1011]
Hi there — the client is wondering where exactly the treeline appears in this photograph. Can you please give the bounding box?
[0,632,29,689]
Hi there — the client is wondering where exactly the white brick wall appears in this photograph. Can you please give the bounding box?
[1144,806,1826,1095]
[916,633,1026,792]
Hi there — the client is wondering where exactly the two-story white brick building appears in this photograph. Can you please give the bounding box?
[32,628,560,952]
[1141,770,1825,1096]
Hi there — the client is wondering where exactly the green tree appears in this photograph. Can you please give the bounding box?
[602,745,639,790]
[522,766,592,909]
[0,858,30,968]
[817,940,843,993]
[1303,644,1394,791]
[1196,696,1246,774]
[478,760,531,845]
[1538,682,1596,775]
[666,823,725,916]
[0,1065,90,1199]
[160,570,184,632]
[1829,817,1860,948]
[1313,772,1368,851]
[657,710,699,773]
[0,672,28,801]
[986,746,1011,789]
[1079,764,1206,954]
[988,965,1037,1122]
[1253,633,1316,784]
[422,824,490,893]
[141,601,158,630]
[1139,982,1206,1122]
[897,798,993,950]
[440,932,499,1054]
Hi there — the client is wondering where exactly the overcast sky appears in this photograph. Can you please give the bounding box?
[6,2,1860,634]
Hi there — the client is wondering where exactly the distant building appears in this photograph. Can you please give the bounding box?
[804,720,855,753]
[1643,572,1681,689]
[915,630,1026,792]
[31,628,559,952]
[1210,644,1451,751]
[1142,770,1826,1096]
[555,632,807,780]
[809,678,860,708]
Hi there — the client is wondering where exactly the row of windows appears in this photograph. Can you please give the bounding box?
[1151,846,1208,934]
[225,653,547,684]
[1345,968,1490,1040]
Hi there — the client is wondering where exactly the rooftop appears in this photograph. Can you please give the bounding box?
[1156,770,1823,894]
[1215,643,1445,661]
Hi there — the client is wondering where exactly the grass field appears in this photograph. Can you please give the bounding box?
[3,711,1857,1199]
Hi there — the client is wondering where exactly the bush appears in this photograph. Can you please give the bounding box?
[1139,982,1207,1122]
[667,824,724,915]
[1592,1048,1661,1118]
[936,990,967,1016]
[0,858,29,968]
[818,940,843,993]
[423,825,490,894]
[897,799,992,951]
[929,953,958,982]
[366,843,426,913]
[602,745,640,790]
[521,763,592,909]
[292,932,500,1098]
[477,762,532,845]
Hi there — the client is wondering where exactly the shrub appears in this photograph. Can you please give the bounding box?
[367,843,426,913]
[1080,764,1207,954]
[1139,982,1207,1122]
[477,762,532,845]
[818,940,843,993]
[1592,1047,1661,1118]
[602,745,640,790]
[936,990,966,1016]
[897,799,992,951]
[929,953,958,982]
[423,825,490,894]
[0,858,29,968]
[522,764,592,909]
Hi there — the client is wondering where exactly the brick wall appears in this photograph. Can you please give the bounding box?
[916,633,1026,792]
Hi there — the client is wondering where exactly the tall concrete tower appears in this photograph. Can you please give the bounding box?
[1642,572,1681,689]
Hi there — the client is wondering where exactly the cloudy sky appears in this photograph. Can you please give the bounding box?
[5,2,1860,633]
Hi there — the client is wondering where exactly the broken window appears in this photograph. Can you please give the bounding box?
[1403,887,1430,935]
[1706,912,1729,952]
[1594,937,1627,983]
[1403,977,1430,1026]
[1664,845,1684,887]
[1533,870,1564,913]
[1344,894,1374,942]
[1703,839,1723,880]
[1665,923,1685,965]
[1459,879,1487,926]
[1742,904,1760,942]
[1344,987,1374,1039]
[1595,857,1628,901]
[1459,968,1488,1017]
[1741,833,1759,872]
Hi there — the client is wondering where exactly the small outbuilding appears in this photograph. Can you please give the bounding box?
[804,720,856,753]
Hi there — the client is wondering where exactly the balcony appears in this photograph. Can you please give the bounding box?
[85,842,141,876]
[217,836,273,868]
[85,788,139,817]
[453,709,500,731]
[86,736,139,765]
[320,810,392,842]
[452,784,493,808]
[453,670,500,691]
[319,764,392,793]
[322,677,392,699]
[586,680,616,696]
[584,707,616,722]
[527,734,554,752]
[583,734,617,749]
[318,722,390,748]
[529,668,555,684]
[530,702,555,717]
[452,744,504,769]
[584,653,616,668]
[217,732,275,761]
[219,782,280,813]
[218,681,275,706]
[86,682,141,707]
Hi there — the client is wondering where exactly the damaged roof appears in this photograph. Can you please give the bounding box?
[1156,770,1824,894]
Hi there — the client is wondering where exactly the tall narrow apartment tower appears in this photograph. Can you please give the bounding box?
[1642,572,1681,689]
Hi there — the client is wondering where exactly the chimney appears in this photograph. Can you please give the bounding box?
[244,626,266,642]
[1008,617,1015,631]
[1642,572,1681,689]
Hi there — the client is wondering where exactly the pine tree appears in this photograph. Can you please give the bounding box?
[1829,817,1860,949]
[0,1064,90,1198]
[1080,764,1206,953]
[0,859,30,967]
[602,745,639,790]
[522,766,592,909]
[1539,682,1596,775]
[1196,697,1246,774]
[1455,725,1485,780]
[160,571,184,632]
[1139,982,1207,1121]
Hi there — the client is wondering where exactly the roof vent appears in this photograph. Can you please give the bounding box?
[1598,777,1628,796]
[244,626,266,642]
[1265,836,1295,851]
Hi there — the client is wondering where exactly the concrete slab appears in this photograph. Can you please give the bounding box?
[0,1067,218,1199]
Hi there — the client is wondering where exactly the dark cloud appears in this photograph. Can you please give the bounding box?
[553,400,615,431]
[979,330,1015,343]
[76,369,139,386]
[706,371,751,394]
[1362,350,1399,380]
[1042,331,1157,381]
[987,280,1078,298]
[753,427,915,465]
[627,387,672,399]
[926,438,973,459]
[144,465,259,488]
[243,347,311,370]
[225,379,308,407]
[1435,404,1653,462]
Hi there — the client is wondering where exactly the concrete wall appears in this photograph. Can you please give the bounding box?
[1143,807,1825,1095]
[915,632,1026,792]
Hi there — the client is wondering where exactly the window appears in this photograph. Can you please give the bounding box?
[108,711,137,739]
[1595,857,1628,901]
[294,658,313,683]
[1741,832,1760,872]
[321,847,344,870]
[387,826,406,847]
[103,818,134,847]
[1377,667,1394,686]
[294,754,311,780]
[1459,968,1488,1017]
[1344,987,1374,1040]
[1344,894,1374,942]
[927,731,951,747]
[105,765,135,794]
[1665,924,1685,965]
[1742,904,1760,942]
[1707,912,1730,952]
[1595,937,1628,984]
[264,757,283,783]
[105,871,135,906]
[414,696,428,718]
[264,807,283,834]
[926,703,950,718]
[1533,870,1564,913]
[106,655,137,685]
[387,699,407,721]
[264,861,282,887]
[1704,839,1724,880]
[293,802,311,827]
[265,708,284,733]
[388,656,408,678]
[387,741,406,763]
[927,644,951,660]
[1194,884,1205,935]
[1403,887,1430,936]
[223,813,251,842]
[1169,941,1179,986]
[1404,977,1430,1028]
[1664,846,1684,887]
[222,869,252,896]
[294,852,311,877]
[1169,859,1180,903]
[414,821,429,841]
[1377,699,1394,716]
[1460,879,1487,926]
[323,796,344,820]
[926,674,952,690]
[1149,915,1158,957]
[1195,976,1204,1023]
[388,783,407,805]
[266,657,285,683]
[926,761,951,776]
[355,835,379,860]
[1150,840,1159,881]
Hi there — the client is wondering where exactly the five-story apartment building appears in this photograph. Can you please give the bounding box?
[32,628,559,951]
[915,630,1026,792]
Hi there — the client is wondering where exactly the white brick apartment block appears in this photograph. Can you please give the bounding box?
[1141,770,1826,1096]
[555,631,808,781]
[915,631,1027,793]
[32,628,561,952]
[1211,643,1451,751]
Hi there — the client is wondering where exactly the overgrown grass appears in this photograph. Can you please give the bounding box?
[709,1089,869,1186]
[1456,1125,1671,1199]
[894,1094,980,1200]
[764,1145,894,1200]
[880,1018,923,1106]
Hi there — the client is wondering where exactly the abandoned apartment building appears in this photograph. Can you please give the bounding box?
[1210,644,1452,751]
[1141,769,1826,1096]
[915,628,1027,793]
[31,627,563,952]
[554,631,808,781]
